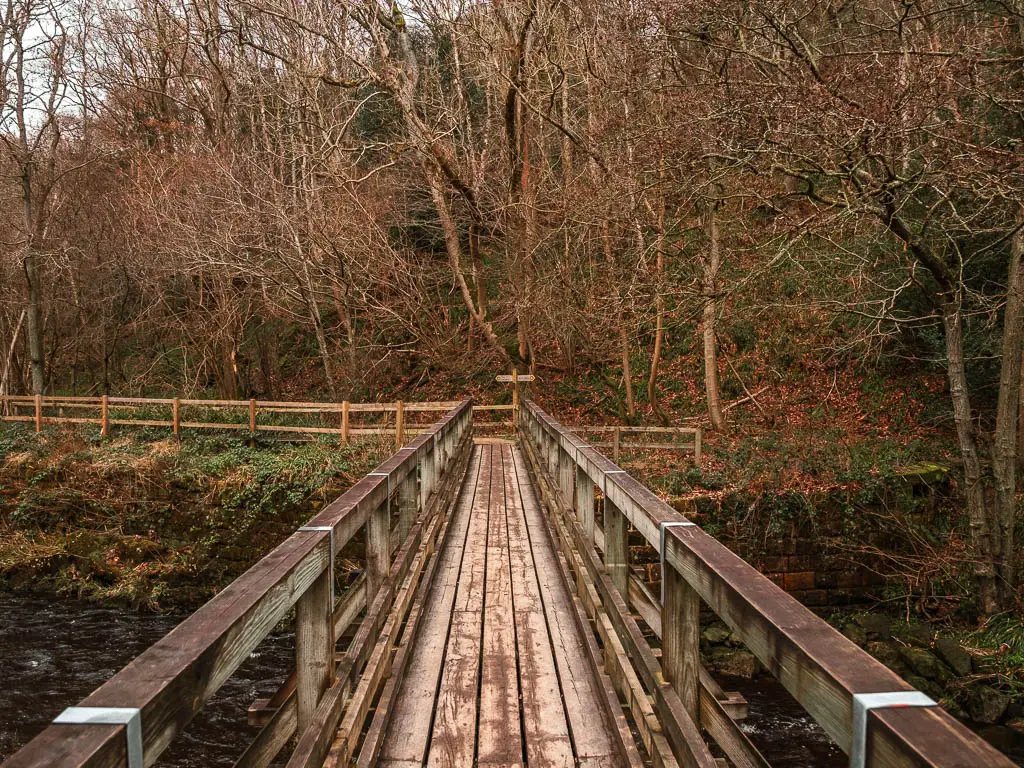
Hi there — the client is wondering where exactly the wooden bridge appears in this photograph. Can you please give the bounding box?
[3,400,1013,768]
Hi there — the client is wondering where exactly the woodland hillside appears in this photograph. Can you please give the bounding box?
[0,0,1022,614]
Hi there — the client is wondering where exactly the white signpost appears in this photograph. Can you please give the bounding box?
[495,370,535,409]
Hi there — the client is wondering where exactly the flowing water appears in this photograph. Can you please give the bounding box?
[0,593,294,766]
[0,592,1021,766]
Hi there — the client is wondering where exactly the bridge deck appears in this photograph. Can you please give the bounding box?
[357,441,623,768]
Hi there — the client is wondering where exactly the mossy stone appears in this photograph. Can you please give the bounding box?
[933,637,972,677]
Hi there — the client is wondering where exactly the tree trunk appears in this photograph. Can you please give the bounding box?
[991,211,1024,607]
[703,206,725,431]
[425,164,511,365]
[648,169,668,424]
[22,168,44,395]
[942,299,1000,614]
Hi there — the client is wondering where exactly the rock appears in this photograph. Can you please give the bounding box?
[966,685,1010,725]
[866,641,903,673]
[933,637,972,677]
[843,623,867,645]
[976,725,1014,751]
[898,647,944,680]
[702,625,732,645]
[854,613,892,640]
[708,647,756,678]
[894,621,933,648]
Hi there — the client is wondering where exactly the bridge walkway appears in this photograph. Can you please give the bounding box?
[351,441,628,768]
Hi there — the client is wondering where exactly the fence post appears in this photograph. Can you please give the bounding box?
[575,464,595,544]
[604,496,629,597]
[693,428,702,465]
[100,395,109,438]
[367,496,391,605]
[296,554,334,732]
[172,398,181,441]
[663,563,701,721]
[248,398,257,437]
[613,426,621,463]
[395,400,404,448]
[341,401,350,443]
[34,394,42,433]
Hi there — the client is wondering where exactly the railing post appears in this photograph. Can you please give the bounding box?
[296,554,334,732]
[398,469,418,542]
[604,496,629,597]
[420,443,436,509]
[34,394,42,433]
[663,563,701,722]
[367,495,391,604]
[341,400,350,443]
[557,445,574,505]
[395,400,404,448]
[575,464,595,543]
[100,395,109,438]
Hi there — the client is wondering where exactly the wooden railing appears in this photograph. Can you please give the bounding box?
[566,424,702,463]
[517,399,1013,768]
[0,395,462,447]
[3,399,474,768]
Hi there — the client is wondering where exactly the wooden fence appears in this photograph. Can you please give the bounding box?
[0,395,510,448]
[518,399,1012,768]
[566,424,701,463]
[4,399,474,768]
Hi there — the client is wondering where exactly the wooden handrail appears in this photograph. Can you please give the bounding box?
[517,399,1012,768]
[3,399,473,768]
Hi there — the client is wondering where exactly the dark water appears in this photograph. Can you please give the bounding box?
[0,593,293,766]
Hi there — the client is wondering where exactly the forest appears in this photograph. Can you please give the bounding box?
[0,0,1022,619]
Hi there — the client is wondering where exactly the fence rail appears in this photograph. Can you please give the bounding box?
[518,399,1012,768]
[3,399,474,768]
[566,424,702,462]
[0,394,473,447]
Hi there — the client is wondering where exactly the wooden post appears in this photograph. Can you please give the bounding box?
[100,395,109,438]
[613,426,621,463]
[398,470,418,543]
[34,394,42,433]
[663,564,701,721]
[575,465,595,543]
[693,428,702,465]
[419,445,436,509]
[604,496,629,598]
[395,400,405,448]
[172,398,181,441]
[366,497,391,604]
[557,447,574,505]
[341,400,350,443]
[248,398,257,434]
[296,562,334,732]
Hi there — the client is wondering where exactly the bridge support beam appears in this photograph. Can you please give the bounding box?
[575,465,595,544]
[604,497,629,598]
[397,470,418,543]
[367,497,391,604]
[662,565,701,722]
[557,447,573,506]
[296,564,335,732]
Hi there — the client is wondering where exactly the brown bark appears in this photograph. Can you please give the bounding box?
[703,205,725,431]
[991,210,1024,606]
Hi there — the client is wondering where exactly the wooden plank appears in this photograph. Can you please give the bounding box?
[427,444,491,768]
[503,445,574,768]
[477,446,523,767]
[509,447,618,764]
[378,447,484,766]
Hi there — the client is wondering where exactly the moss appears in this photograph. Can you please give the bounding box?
[0,424,388,611]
